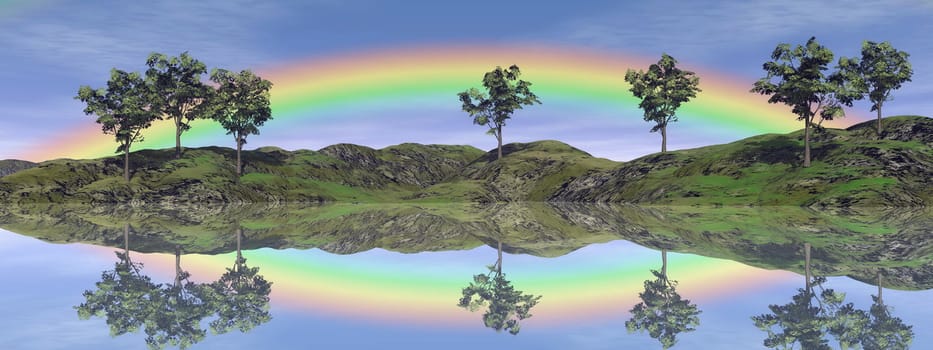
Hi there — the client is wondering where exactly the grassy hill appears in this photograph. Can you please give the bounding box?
[0,115,928,206]
[0,159,36,177]
[1,202,928,290]
[550,116,932,206]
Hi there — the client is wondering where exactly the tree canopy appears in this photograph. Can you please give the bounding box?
[204,69,273,176]
[458,242,541,335]
[145,52,212,158]
[624,54,701,153]
[76,69,160,181]
[626,251,701,349]
[835,40,913,135]
[458,65,541,160]
[751,37,853,167]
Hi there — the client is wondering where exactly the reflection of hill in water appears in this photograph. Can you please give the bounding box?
[1,203,930,290]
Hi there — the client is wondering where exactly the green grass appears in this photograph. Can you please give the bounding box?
[1,202,928,289]
[0,116,928,206]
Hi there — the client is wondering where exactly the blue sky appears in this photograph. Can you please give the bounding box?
[1,0,931,160]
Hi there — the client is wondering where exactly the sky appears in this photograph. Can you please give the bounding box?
[1,0,931,161]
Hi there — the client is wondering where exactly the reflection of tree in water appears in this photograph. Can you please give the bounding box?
[76,224,158,337]
[458,240,542,335]
[752,244,914,350]
[76,225,272,349]
[207,228,272,334]
[860,272,913,350]
[142,246,211,349]
[626,249,701,349]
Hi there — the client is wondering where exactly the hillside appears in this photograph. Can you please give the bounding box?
[0,159,36,177]
[550,116,932,206]
[0,116,929,205]
[0,143,483,204]
[1,202,928,290]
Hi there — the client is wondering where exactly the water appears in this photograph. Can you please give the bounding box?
[0,203,929,349]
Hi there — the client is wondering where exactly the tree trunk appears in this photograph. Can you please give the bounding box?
[877,271,883,304]
[236,135,243,177]
[124,146,130,182]
[123,223,130,254]
[497,126,503,161]
[660,125,667,153]
[876,104,883,136]
[174,246,182,287]
[496,240,503,275]
[175,118,182,159]
[804,243,812,293]
[236,228,243,261]
[803,117,811,168]
[661,249,668,278]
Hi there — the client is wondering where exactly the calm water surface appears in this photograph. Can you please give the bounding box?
[0,204,928,349]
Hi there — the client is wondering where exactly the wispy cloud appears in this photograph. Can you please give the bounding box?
[0,0,290,74]
[552,0,929,59]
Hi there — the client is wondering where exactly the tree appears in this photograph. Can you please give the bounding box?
[207,228,273,334]
[859,272,914,350]
[146,52,212,159]
[458,65,541,160]
[77,69,160,181]
[624,54,701,153]
[143,246,212,349]
[205,69,273,176]
[458,240,542,335]
[752,243,853,349]
[626,249,701,349]
[751,37,851,167]
[835,41,913,135]
[76,224,159,338]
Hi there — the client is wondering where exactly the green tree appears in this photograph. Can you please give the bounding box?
[143,247,212,350]
[204,69,273,176]
[458,240,542,335]
[76,69,160,181]
[76,224,159,338]
[835,41,913,135]
[207,228,273,334]
[458,65,541,161]
[751,37,851,167]
[859,272,914,350]
[624,54,701,153]
[626,249,701,349]
[145,52,212,159]
[752,243,853,349]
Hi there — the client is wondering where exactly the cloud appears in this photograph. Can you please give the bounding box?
[551,0,929,59]
[0,0,290,74]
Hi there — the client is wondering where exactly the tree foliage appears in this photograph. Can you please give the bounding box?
[752,275,874,350]
[76,251,158,337]
[76,69,160,181]
[626,269,701,349]
[624,54,701,153]
[77,233,273,349]
[458,264,542,335]
[835,40,913,135]
[751,37,853,167]
[145,52,211,158]
[458,65,541,160]
[204,69,273,176]
[206,239,272,334]
[860,295,913,350]
[143,267,211,350]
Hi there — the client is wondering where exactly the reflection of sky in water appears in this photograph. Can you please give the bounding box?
[0,229,928,350]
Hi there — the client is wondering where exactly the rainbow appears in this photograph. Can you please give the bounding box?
[83,240,799,327]
[22,44,867,162]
